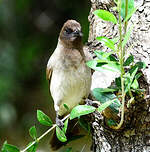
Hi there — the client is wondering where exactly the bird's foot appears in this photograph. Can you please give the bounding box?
[85,98,93,105]
[56,117,64,129]
[85,98,100,108]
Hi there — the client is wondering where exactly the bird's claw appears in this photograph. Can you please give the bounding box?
[85,99,100,108]
[56,117,64,129]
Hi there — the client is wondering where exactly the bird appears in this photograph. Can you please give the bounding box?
[46,19,92,150]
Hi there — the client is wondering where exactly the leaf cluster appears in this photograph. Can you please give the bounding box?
[1,0,147,151]
[86,0,146,129]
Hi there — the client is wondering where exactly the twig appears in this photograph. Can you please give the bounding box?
[20,114,70,152]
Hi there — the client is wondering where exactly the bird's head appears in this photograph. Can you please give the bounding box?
[59,20,83,49]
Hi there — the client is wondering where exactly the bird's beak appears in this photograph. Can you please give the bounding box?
[73,30,83,37]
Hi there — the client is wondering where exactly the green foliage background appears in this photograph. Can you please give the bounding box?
[0,0,90,149]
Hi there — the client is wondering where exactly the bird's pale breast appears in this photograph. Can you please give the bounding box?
[50,56,91,116]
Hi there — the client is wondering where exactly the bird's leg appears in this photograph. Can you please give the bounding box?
[85,98,93,106]
[85,98,100,108]
[56,113,64,129]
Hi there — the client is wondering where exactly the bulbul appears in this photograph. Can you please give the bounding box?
[46,19,91,119]
[46,20,91,149]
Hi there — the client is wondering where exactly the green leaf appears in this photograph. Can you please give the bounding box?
[97,60,120,72]
[86,60,102,72]
[121,0,134,19]
[87,57,120,73]
[109,54,118,62]
[93,88,117,93]
[1,143,19,152]
[56,126,67,142]
[103,52,116,60]
[64,104,69,111]
[97,99,116,112]
[131,79,139,89]
[70,105,96,120]
[94,9,117,24]
[129,65,138,75]
[86,60,107,72]
[94,51,117,61]
[125,66,138,92]
[94,51,120,72]
[103,62,121,72]
[37,110,53,126]
[111,37,119,44]
[29,126,37,140]
[96,37,116,51]
[1,141,7,152]
[114,0,118,4]
[92,88,121,113]
[135,73,142,80]
[115,77,121,88]
[97,59,116,64]
[125,76,131,87]
[122,26,133,48]
[131,72,142,90]
[62,119,68,134]
[133,88,145,92]
[123,55,134,66]
[135,62,146,69]
[124,7,137,22]
[94,51,105,60]
[27,142,38,152]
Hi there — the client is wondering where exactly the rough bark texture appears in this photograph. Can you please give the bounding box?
[88,0,150,151]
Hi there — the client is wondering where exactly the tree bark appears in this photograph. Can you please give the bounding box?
[88,0,150,151]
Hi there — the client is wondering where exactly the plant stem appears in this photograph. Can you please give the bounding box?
[113,0,127,130]
[20,114,70,152]
[62,114,70,122]
[129,89,133,98]
[37,124,57,142]
[124,0,128,34]
[123,0,128,57]
[113,79,126,129]
[20,124,56,152]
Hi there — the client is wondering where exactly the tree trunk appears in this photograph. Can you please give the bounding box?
[88,0,150,151]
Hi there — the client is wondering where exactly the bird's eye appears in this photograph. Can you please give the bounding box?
[65,28,73,34]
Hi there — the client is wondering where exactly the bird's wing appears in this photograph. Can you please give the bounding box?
[46,58,53,94]
[46,64,52,80]
[83,45,93,61]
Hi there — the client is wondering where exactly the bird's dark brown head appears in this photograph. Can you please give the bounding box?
[59,20,83,49]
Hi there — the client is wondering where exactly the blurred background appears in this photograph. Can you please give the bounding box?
[0,0,90,150]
